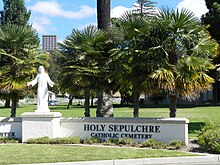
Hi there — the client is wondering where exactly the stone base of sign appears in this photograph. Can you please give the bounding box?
[21,112,62,142]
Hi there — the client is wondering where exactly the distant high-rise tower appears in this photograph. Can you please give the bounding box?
[42,35,57,52]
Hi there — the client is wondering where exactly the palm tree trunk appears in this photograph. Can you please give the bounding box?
[97,0,110,31]
[4,99,10,108]
[67,95,73,109]
[84,90,90,117]
[133,91,141,118]
[91,96,94,107]
[10,98,17,117]
[96,0,113,117]
[96,91,114,117]
[169,94,177,118]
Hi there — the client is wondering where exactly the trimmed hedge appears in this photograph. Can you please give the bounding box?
[26,136,185,150]
[0,137,20,143]
[27,136,81,144]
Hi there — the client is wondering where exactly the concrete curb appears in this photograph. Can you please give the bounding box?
[14,155,220,165]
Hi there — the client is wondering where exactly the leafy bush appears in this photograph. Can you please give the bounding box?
[118,138,138,146]
[141,139,185,150]
[27,136,81,144]
[103,138,119,145]
[83,137,102,144]
[141,139,166,149]
[0,137,20,143]
[197,123,220,153]
[167,140,185,150]
[103,138,137,146]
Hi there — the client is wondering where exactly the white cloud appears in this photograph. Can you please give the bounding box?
[30,16,52,34]
[31,21,47,34]
[111,6,132,18]
[177,0,208,18]
[28,1,96,19]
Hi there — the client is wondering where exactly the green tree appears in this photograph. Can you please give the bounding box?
[201,0,220,52]
[59,25,115,117]
[133,0,157,17]
[0,0,31,108]
[0,0,31,26]
[111,12,157,117]
[201,0,220,103]
[149,8,219,117]
[0,24,49,117]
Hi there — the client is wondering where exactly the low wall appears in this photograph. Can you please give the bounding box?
[60,117,189,144]
[0,113,189,145]
[0,117,22,139]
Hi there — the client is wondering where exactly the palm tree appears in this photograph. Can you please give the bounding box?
[148,8,219,117]
[0,24,49,117]
[111,12,157,117]
[59,25,115,117]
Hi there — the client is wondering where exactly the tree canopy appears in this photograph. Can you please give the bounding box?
[0,24,49,117]
[0,0,31,26]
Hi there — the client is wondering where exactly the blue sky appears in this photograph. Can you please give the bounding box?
[0,0,208,44]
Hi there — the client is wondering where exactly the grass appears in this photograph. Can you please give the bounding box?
[0,144,195,164]
[1,103,220,137]
[0,103,212,164]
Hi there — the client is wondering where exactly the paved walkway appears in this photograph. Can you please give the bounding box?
[14,155,220,165]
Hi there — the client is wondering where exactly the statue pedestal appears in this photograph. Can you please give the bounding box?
[21,112,62,142]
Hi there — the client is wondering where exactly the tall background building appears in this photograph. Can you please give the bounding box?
[42,35,57,52]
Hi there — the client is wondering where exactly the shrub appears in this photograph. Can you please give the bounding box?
[141,139,185,150]
[103,138,119,145]
[27,137,50,144]
[118,138,138,146]
[83,137,102,144]
[197,123,220,153]
[27,136,81,144]
[0,137,20,143]
[167,140,185,150]
[141,139,166,149]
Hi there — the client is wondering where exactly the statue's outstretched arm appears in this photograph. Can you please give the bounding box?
[47,74,54,87]
[27,75,38,87]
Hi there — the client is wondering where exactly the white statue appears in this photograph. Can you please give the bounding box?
[27,66,54,113]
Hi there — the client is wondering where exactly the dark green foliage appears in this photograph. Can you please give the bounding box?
[118,138,138,146]
[103,138,119,145]
[167,140,185,150]
[0,0,31,26]
[202,0,220,44]
[197,123,220,153]
[141,139,185,150]
[0,137,19,143]
[27,136,81,144]
[141,139,166,149]
[103,138,138,146]
[83,137,102,144]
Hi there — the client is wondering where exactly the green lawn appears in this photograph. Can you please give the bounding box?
[0,144,195,164]
[1,103,220,137]
[0,103,213,164]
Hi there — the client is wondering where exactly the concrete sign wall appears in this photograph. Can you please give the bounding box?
[0,117,22,139]
[60,117,189,144]
[0,113,189,145]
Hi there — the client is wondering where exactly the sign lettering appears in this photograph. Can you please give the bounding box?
[83,124,161,140]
